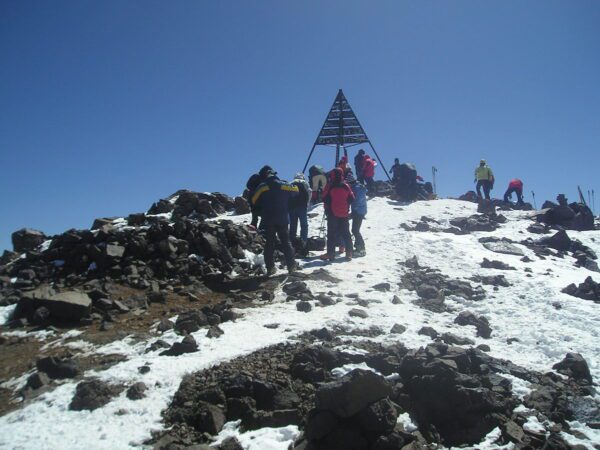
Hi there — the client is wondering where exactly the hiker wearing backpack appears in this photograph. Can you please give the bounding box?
[308,165,327,204]
[320,168,355,261]
[474,159,494,200]
[354,149,366,183]
[347,173,367,257]
[252,167,299,275]
[243,173,262,228]
[503,179,524,205]
[289,173,311,255]
[395,162,419,202]
[362,155,377,190]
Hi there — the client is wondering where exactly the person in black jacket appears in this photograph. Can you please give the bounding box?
[289,173,311,255]
[252,168,299,275]
[354,149,366,183]
[243,173,262,228]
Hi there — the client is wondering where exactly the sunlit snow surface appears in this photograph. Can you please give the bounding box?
[1,198,599,449]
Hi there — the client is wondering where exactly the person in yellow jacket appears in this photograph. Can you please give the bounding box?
[474,159,494,200]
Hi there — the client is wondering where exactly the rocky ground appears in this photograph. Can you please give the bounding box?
[0,189,599,449]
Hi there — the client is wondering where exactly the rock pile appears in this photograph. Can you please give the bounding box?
[562,276,600,303]
[0,189,266,325]
[294,369,403,450]
[400,261,485,312]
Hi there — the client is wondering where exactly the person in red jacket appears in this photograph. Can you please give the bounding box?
[503,179,524,205]
[320,168,355,261]
[362,155,377,190]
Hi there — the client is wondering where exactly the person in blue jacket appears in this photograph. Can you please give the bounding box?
[252,167,299,275]
[346,172,368,257]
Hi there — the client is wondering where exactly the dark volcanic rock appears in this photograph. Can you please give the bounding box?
[454,311,492,338]
[160,335,198,356]
[15,287,92,322]
[553,353,593,385]
[399,343,517,446]
[562,276,600,303]
[12,228,47,252]
[315,369,392,418]
[356,398,398,434]
[70,379,122,411]
[26,371,50,390]
[37,356,79,379]
[174,310,208,334]
[126,382,148,400]
[197,401,226,435]
[348,308,368,319]
[481,258,516,271]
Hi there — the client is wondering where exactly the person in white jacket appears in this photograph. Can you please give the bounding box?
[289,172,312,255]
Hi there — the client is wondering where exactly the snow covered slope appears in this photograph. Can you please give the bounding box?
[0,198,598,449]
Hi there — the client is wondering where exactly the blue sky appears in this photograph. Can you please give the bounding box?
[1,1,599,252]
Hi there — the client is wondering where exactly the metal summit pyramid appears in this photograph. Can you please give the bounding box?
[303,89,390,181]
[315,89,369,146]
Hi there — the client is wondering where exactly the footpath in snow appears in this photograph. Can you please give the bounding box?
[0,198,599,449]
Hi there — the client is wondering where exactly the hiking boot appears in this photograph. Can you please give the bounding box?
[288,262,298,274]
[345,250,353,261]
[354,249,366,257]
[266,267,277,276]
[319,253,334,261]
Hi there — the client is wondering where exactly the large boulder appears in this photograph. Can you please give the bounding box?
[233,196,251,215]
[69,379,122,411]
[454,311,492,338]
[11,228,47,252]
[538,230,572,252]
[15,287,92,322]
[315,369,392,418]
[552,353,593,385]
[37,356,79,379]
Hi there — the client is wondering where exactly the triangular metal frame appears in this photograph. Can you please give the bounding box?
[302,89,391,182]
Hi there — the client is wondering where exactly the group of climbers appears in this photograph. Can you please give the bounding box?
[472,159,524,206]
[244,152,595,275]
[245,158,370,275]
[319,163,369,261]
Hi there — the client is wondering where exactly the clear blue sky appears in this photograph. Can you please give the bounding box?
[1,1,599,252]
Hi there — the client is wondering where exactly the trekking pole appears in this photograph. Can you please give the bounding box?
[432,166,438,194]
[318,210,326,239]
[588,190,592,208]
[531,191,537,209]
[592,189,596,215]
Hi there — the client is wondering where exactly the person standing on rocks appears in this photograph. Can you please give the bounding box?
[320,168,355,261]
[252,168,299,275]
[503,178,524,205]
[474,159,494,200]
[362,155,377,191]
[347,173,367,257]
[243,173,263,228]
[354,149,366,183]
[289,172,311,256]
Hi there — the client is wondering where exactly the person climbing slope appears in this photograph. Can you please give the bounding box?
[474,159,494,200]
[320,168,355,261]
[347,173,367,257]
[243,173,262,228]
[503,179,524,205]
[289,172,311,256]
[252,167,299,275]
